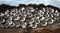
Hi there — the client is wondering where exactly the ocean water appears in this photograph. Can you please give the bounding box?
[0,0,60,8]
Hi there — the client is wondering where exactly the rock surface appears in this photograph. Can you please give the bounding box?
[0,4,60,33]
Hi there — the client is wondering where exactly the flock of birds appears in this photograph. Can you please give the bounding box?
[0,7,60,29]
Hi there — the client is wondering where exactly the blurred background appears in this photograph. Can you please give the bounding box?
[0,0,60,8]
